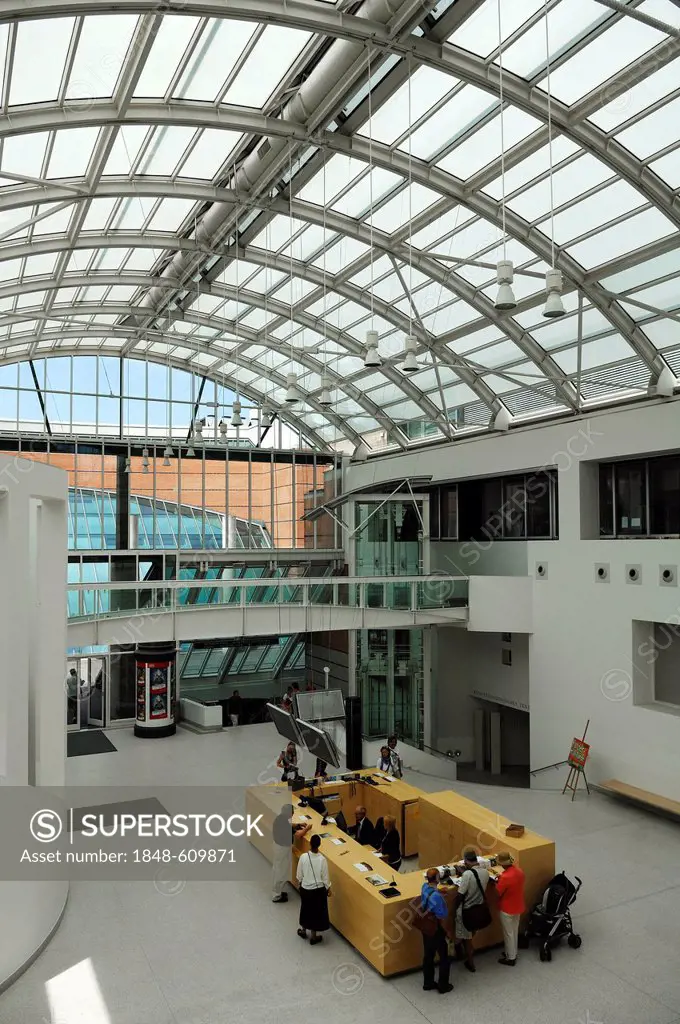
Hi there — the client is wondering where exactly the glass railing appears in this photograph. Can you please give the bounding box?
[67,574,469,621]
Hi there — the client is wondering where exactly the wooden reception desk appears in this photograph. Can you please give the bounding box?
[247,778,555,977]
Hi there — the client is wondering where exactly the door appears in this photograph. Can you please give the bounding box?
[88,656,106,728]
[66,658,81,731]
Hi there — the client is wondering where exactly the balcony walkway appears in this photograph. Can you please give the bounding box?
[66,575,469,647]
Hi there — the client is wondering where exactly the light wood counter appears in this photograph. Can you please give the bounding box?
[247,782,555,976]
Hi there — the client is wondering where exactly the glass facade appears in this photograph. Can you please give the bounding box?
[357,628,424,746]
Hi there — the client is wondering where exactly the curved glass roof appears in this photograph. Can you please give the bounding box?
[0,0,679,453]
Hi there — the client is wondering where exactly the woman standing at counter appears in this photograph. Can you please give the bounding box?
[296,834,331,945]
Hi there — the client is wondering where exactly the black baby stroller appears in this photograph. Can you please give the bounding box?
[519,871,582,962]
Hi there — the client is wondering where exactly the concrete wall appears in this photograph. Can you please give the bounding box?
[348,399,680,801]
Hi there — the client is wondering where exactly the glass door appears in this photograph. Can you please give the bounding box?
[88,656,106,728]
[66,658,81,731]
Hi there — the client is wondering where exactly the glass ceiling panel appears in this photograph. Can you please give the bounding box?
[501,0,606,78]
[568,208,676,267]
[541,19,664,105]
[174,20,255,101]
[66,16,139,99]
[616,96,680,159]
[650,148,680,189]
[177,129,242,180]
[588,59,680,132]
[221,27,311,107]
[450,0,546,57]
[402,87,494,161]
[134,16,202,97]
[356,67,456,146]
[437,107,542,178]
[10,19,74,105]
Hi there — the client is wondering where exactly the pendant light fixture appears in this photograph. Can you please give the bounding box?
[352,441,369,462]
[219,418,228,440]
[285,372,300,404]
[261,404,273,428]
[402,335,419,373]
[231,397,243,427]
[194,418,203,444]
[124,444,131,474]
[494,2,517,312]
[541,2,565,319]
[162,443,173,467]
[319,373,332,407]
[186,439,195,458]
[141,446,150,474]
[364,329,381,368]
[364,47,381,371]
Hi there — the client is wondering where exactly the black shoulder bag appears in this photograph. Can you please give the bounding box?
[461,869,492,933]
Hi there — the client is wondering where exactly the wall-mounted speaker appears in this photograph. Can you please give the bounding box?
[535,562,548,580]
[660,565,677,587]
[595,563,609,582]
[625,564,641,584]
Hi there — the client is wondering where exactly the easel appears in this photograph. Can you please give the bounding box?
[562,721,590,801]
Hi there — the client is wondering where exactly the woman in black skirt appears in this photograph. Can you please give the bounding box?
[296,834,331,944]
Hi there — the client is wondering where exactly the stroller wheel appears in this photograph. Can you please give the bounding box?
[568,934,582,949]
[518,933,530,950]
[539,943,552,962]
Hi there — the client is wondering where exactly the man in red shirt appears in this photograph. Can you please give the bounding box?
[495,851,526,966]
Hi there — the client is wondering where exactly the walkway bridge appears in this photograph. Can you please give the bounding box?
[66,575,470,647]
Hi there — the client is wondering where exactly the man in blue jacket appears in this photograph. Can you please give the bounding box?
[420,868,454,993]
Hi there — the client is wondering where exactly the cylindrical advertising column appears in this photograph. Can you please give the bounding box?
[134,641,177,738]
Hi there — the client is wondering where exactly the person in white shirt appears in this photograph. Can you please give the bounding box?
[377,745,395,774]
[387,735,403,778]
[296,834,331,944]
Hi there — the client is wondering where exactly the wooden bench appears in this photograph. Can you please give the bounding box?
[597,779,680,820]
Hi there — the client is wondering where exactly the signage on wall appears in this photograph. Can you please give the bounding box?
[472,689,529,712]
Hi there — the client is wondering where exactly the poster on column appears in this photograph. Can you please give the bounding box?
[136,667,146,722]
[149,663,170,720]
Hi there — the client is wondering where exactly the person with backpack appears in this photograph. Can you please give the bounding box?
[418,868,454,993]
[453,848,491,973]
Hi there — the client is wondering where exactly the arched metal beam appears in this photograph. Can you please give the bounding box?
[0,297,414,446]
[0,178,572,409]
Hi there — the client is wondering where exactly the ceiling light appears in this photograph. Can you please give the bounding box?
[186,441,195,458]
[285,373,301,404]
[163,443,173,467]
[261,404,273,428]
[219,419,228,440]
[402,335,419,373]
[124,456,131,474]
[319,374,332,407]
[141,447,150,474]
[495,259,517,311]
[364,330,381,368]
[352,442,370,462]
[543,268,566,319]
[194,419,203,441]
[231,399,243,427]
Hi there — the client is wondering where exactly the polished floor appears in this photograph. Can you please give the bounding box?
[2,724,680,1024]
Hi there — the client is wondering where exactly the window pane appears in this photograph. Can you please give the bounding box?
[615,462,647,534]
[599,464,614,537]
[649,457,680,536]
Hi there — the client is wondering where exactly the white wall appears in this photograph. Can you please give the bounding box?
[348,399,680,801]
[432,627,529,762]
[0,458,70,991]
